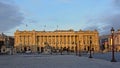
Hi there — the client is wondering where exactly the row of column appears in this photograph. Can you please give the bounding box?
[16,35,99,52]
[36,35,78,47]
[18,35,80,47]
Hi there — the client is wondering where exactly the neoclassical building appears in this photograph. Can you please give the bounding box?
[0,33,14,54]
[14,29,100,53]
[100,29,120,52]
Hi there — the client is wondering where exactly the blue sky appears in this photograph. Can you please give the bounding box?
[1,0,120,36]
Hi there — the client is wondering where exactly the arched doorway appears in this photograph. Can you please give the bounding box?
[24,47,27,52]
[41,47,44,53]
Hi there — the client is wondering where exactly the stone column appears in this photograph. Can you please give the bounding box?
[58,36,60,48]
[41,36,43,46]
[50,36,52,45]
[69,35,71,50]
[43,36,44,46]
[55,36,56,48]
[65,35,66,47]
[47,36,48,43]
[28,36,29,46]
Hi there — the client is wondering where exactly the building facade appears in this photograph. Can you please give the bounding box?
[0,33,14,54]
[100,29,120,52]
[14,29,100,53]
[114,29,120,52]
[99,35,111,52]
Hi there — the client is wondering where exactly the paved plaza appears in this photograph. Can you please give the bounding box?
[0,53,120,68]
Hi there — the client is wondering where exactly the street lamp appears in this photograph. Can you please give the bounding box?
[20,36,22,53]
[89,36,93,58]
[60,46,63,55]
[79,41,81,56]
[111,27,117,62]
[72,42,77,56]
[56,41,58,55]
[75,42,78,56]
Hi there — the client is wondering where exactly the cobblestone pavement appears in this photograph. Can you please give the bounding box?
[0,54,120,68]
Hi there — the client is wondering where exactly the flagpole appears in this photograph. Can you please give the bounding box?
[44,25,46,31]
[57,25,58,30]
[26,24,28,30]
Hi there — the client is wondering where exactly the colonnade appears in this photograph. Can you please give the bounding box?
[14,30,100,53]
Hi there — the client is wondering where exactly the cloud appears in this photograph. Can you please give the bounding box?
[113,0,120,9]
[57,0,72,3]
[0,0,24,32]
[84,14,120,35]
[0,0,14,4]
[84,0,120,35]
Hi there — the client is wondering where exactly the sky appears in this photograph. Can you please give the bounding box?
[0,0,120,36]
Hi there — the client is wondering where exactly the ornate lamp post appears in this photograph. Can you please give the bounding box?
[20,36,22,53]
[56,41,58,55]
[75,42,78,56]
[79,41,81,56]
[89,36,93,58]
[60,41,62,55]
[72,42,77,56]
[111,27,117,62]
[60,46,63,55]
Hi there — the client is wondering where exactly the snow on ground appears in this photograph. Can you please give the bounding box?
[0,53,120,68]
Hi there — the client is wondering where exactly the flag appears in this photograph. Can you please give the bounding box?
[44,25,46,28]
[57,25,58,30]
[44,25,46,31]
[26,24,28,27]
